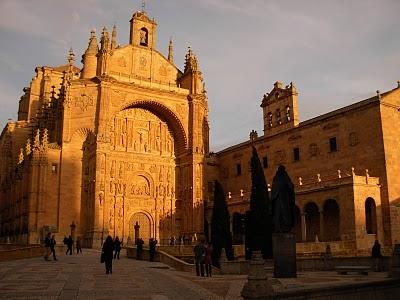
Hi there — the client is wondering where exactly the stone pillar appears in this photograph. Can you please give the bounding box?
[241,251,273,299]
[319,210,324,242]
[301,212,307,242]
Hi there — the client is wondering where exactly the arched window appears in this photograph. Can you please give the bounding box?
[140,27,148,46]
[305,202,320,242]
[285,105,291,122]
[365,197,377,234]
[267,112,273,127]
[323,199,340,241]
[276,109,282,125]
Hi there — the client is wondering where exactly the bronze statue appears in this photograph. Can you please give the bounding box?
[271,165,295,233]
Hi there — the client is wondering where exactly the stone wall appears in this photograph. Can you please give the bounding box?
[0,245,43,262]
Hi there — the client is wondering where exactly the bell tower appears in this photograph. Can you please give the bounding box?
[260,81,299,137]
[129,10,157,49]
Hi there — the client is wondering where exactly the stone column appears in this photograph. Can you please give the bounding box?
[241,251,273,299]
[301,212,307,242]
[319,210,324,242]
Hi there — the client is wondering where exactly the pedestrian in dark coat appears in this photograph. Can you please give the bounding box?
[102,235,114,274]
[136,238,144,260]
[149,238,157,262]
[372,240,382,271]
[76,237,82,254]
[44,232,51,261]
[50,235,57,261]
[113,236,122,259]
[66,235,73,255]
[205,242,213,277]
[193,240,206,276]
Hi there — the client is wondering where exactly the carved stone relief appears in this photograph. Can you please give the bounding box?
[74,93,94,112]
[112,108,174,156]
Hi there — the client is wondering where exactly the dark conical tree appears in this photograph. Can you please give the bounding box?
[246,146,273,259]
[211,180,233,267]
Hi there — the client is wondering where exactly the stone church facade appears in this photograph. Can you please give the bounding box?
[205,81,400,255]
[1,9,400,256]
[0,11,209,247]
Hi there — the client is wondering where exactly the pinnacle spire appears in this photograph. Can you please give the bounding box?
[25,139,31,156]
[85,29,98,54]
[67,48,75,65]
[42,128,49,150]
[33,129,40,149]
[184,46,199,73]
[18,148,24,164]
[111,24,117,49]
[100,26,110,50]
[168,38,174,63]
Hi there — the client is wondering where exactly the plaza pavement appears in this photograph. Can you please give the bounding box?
[0,249,245,300]
[1,249,395,299]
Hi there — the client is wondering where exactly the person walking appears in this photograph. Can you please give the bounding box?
[66,235,73,255]
[113,236,122,259]
[205,242,213,277]
[50,235,57,261]
[372,239,382,271]
[149,238,157,262]
[136,238,144,260]
[76,236,82,254]
[102,235,114,274]
[44,232,51,261]
[193,240,206,277]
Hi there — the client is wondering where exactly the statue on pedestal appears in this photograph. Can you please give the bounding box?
[271,165,295,233]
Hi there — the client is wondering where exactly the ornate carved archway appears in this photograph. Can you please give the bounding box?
[119,100,187,156]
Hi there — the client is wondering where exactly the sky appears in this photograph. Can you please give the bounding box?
[0,0,399,151]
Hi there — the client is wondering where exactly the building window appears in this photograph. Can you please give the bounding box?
[51,164,58,173]
[309,143,318,157]
[276,109,282,125]
[263,156,268,168]
[236,163,242,176]
[286,105,291,122]
[267,112,273,127]
[140,27,148,46]
[329,137,337,152]
[293,148,300,161]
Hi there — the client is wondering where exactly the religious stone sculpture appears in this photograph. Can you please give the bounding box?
[271,165,295,233]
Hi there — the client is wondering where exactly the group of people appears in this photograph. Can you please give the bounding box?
[193,240,213,277]
[44,233,57,261]
[63,235,82,255]
[43,233,83,261]
[100,236,123,274]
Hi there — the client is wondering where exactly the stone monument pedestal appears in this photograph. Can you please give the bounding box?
[241,250,272,299]
[272,232,297,278]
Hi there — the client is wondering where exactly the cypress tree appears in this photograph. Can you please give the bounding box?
[246,146,273,258]
[211,180,233,266]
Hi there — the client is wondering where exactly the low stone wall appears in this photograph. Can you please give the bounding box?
[156,245,195,257]
[220,256,392,274]
[125,246,221,274]
[272,278,400,300]
[126,246,195,272]
[0,244,44,261]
